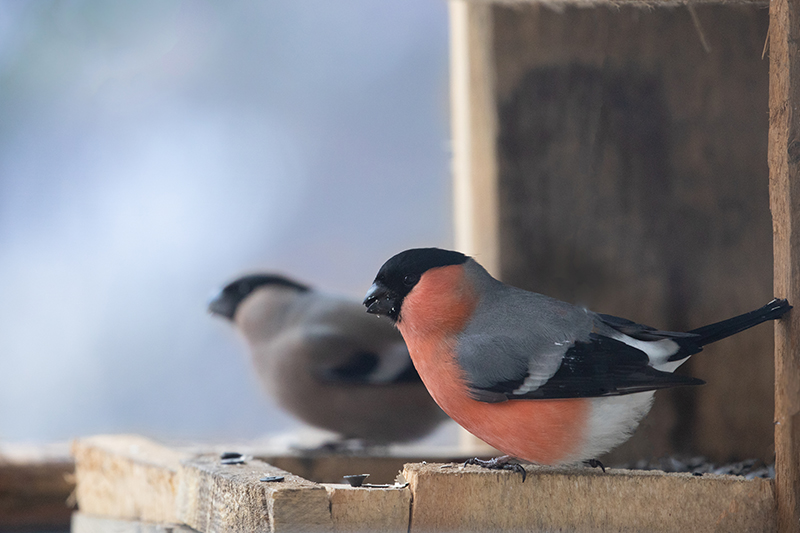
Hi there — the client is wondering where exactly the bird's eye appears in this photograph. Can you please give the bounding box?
[403,273,419,286]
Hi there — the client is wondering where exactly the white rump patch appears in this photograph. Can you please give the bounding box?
[610,332,684,372]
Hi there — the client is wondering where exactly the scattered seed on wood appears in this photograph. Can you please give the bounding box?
[617,456,774,479]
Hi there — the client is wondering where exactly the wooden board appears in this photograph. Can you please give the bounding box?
[72,435,188,523]
[767,0,800,529]
[72,435,421,533]
[451,0,500,276]
[404,462,776,532]
[69,436,785,531]
[323,484,410,533]
[177,455,332,533]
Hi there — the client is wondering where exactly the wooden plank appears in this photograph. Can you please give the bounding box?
[404,462,776,532]
[323,484,410,533]
[768,0,800,529]
[485,3,773,464]
[0,443,74,530]
[71,512,198,532]
[72,435,188,523]
[177,455,332,533]
[74,436,426,532]
[451,0,500,276]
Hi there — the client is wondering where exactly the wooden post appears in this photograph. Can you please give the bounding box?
[450,0,500,276]
[178,455,333,532]
[769,0,800,530]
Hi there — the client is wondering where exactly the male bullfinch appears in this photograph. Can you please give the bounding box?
[209,273,448,445]
[363,247,791,471]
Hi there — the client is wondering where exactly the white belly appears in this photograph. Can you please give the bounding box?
[575,392,656,462]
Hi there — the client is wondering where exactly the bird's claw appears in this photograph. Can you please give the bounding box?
[585,458,606,472]
[464,456,527,482]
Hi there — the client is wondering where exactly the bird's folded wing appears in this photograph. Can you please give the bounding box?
[305,328,421,385]
[463,333,704,403]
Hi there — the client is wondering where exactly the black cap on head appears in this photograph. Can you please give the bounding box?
[209,274,310,320]
[363,248,468,322]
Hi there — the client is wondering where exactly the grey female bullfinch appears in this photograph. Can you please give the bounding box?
[210,273,448,445]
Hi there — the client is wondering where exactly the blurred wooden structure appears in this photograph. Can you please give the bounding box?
[450,0,800,529]
[0,443,73,531]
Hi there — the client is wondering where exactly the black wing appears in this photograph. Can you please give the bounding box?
[315,350,421,385]
[597,313,698,341]
[468,333,704,403]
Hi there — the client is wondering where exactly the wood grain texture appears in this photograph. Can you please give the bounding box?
[72,435,187,524]
[768,0,800,529]
[323,484,410,533]
[489,3,773,464]
[404,462,776,532]
[177,455,332,533]
[451,0,501,276]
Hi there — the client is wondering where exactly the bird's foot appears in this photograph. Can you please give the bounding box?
[584,458,606,472]
[464,455,527,482]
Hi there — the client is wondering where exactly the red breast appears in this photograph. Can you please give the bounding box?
[398,264,589,465]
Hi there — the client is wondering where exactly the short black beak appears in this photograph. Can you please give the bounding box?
[208,290,236,320]
[363,282,398,318]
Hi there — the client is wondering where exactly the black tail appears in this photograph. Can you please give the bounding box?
[688,298,792,346]
[668,299,791,362]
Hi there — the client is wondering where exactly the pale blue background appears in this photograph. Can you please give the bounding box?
[0,1,451,442]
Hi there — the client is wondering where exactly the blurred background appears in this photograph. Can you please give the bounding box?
[0,1,451,444]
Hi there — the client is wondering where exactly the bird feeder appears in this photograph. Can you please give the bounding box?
[451,0,800,529]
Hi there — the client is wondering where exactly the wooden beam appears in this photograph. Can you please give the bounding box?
[450,0,500,276]
[404,463,776,532]
[769,0,800,529]
[73,436,425,532]
[177,455,332,532]
[72,435,188,524]
[323,484,410,533]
